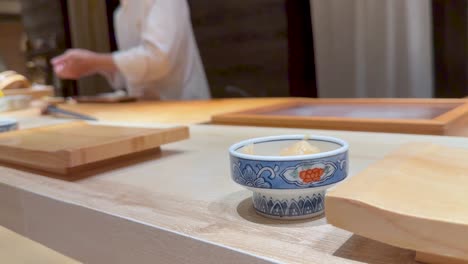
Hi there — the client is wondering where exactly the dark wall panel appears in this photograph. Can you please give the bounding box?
[189,0,289,98]
[432,0,468,98]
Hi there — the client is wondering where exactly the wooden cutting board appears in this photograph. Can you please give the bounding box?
[325,143,468,264]
[0,122,189,175]
[211,98,468,136]
[3,85,54,99]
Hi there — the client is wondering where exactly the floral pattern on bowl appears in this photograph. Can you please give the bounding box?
[229,134,349,219]
[281,162,336,186]
[253,192,325,219]
[230,152,347,190]
[232,163,279,188]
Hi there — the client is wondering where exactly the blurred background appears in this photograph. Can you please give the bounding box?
[0,0,466,98]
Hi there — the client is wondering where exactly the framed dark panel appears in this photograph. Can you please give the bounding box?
[189,1,318,98]
[189,1,290,98]
[285,0,317,98]
[106,0,120,52]
[432,0,468,98]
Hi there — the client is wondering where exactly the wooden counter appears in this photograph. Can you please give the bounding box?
[2,99,468,263]
[0,225,79,264]
[3,98,468,136]
[58,98,290,124]
[2,115,468,263]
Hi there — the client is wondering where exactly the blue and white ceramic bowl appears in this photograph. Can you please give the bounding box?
[229,135,349,220]
[0,118,18,133]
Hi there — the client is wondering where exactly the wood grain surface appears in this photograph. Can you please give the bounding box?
[416,252,468,264]
[212,98,468,135]
[2,117,468,263]
[3,86,54,99]
[2,99,468,263]
[3,98,468,137]
[0,122,189,174]
[326,143,468,263]
[58,98,290,124]
[0,225,79,264]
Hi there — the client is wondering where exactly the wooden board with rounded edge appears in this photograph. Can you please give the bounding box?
[0,73,31,90]
[325,143,468,263]
[0,122,189,175]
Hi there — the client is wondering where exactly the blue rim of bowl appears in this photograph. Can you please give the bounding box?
[229,135,349,161]
[0,117,18,128]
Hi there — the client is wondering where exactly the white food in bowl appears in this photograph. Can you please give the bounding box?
[280,140,320,156]
[240,140,321,156]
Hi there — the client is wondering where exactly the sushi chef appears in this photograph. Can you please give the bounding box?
[51,0,211,100]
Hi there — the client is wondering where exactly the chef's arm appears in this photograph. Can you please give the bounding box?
[93,54,118,74]
[51,0,189,93]
[51,49,118,80]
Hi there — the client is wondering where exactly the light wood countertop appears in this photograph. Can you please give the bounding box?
[58,98,290,124]
[2,99,468,263]
[2,113,468,263]
[3,97,468,136]
[0,225,79,264]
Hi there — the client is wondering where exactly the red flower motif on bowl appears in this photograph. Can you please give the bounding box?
[299,168,324,183]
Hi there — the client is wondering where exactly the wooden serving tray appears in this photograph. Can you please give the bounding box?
[325,143,468,263]
[0,122,189,175]
[3,85,54,99]
[211,98,468,135]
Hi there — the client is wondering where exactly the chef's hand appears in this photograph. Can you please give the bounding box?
[51,49,117,80]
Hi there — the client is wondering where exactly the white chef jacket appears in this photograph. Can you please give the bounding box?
[110,0,211,100]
